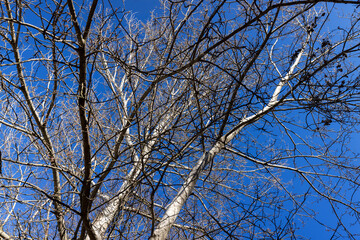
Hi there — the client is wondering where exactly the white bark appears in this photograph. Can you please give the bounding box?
[87,123,168,238]
[0,229,12,240]
[88,103,180,238]
[150,35,309,240]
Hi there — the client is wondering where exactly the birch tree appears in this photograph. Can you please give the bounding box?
[0,0,360,239]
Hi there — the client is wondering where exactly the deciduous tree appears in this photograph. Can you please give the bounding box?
[0,0,360,239]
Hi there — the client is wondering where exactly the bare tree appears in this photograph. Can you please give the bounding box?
[0,0,360,239]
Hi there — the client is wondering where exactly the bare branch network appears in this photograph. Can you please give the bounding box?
[0,0,360,239]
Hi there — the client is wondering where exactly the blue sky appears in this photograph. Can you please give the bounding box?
[123,0,161,19]
[1,0,359,239]
[119,1,360,239]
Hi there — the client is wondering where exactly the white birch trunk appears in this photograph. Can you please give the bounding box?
[88,111,176,239]
[150,36,309,240]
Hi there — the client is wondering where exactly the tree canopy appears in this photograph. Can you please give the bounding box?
[0,0,360,239]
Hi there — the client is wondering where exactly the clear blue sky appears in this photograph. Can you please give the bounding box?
[122,1,360,239]
[123,0,161,20]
